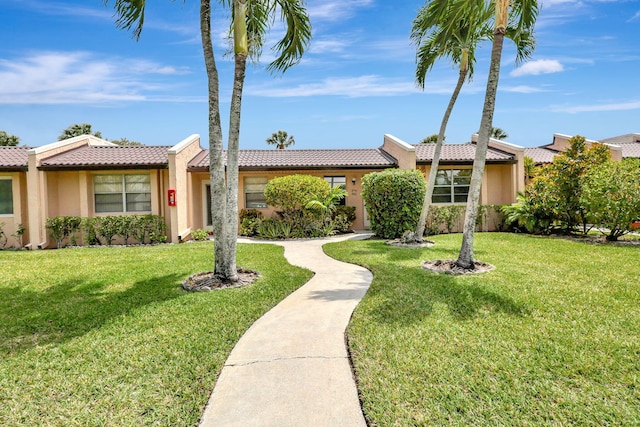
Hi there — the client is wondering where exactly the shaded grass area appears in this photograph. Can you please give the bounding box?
[325,233,640,426]
[0,242,312,426]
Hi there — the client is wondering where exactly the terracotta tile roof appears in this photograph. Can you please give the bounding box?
[188,148,397,170]
[0,146,29,170]
[524,147,559,164]
[618,142,640,159]
[39,145,170,170]
[415,143,515,163]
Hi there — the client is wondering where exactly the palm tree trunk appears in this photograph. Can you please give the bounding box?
[200,0,229,278]
[217,0,249,281]
[456,10,507,269]
[415,62,468,240]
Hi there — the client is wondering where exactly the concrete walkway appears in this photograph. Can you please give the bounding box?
[199,233,373,427]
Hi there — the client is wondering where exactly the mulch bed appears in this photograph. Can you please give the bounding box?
[182,267,260,292]
[423,259,495,275]
[386,239,435,248]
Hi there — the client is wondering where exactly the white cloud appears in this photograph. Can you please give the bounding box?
[629,10,640,21]
[510,60,564,77]
[0,51,190,104]
[248,75,417,98]
[553,100,640,113]
[501,85,549,93]
[307,0,374,22]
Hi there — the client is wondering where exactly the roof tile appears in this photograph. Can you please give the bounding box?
[188,148,397,170]
[524,147,559,164]
[39,145,170,169]
[415,143,514,163]
[0,146,29,170]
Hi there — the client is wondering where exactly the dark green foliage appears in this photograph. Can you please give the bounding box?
[191,229,209,241]
[50,215,167,247]
[361,169,426,239]
[264,175,330,219]
[262,175,350,239]
[334,205,356,223]
[581,158,640,241]
[238,209,264,237]
[239,208,263,222]
[503,136,612,235]
[46,216,82,248]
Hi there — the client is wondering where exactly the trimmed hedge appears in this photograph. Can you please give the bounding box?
[361,169,425,239]
[46,215,167,248]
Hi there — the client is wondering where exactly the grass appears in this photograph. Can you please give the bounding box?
[0,242,312,426]
[325,233,640,426]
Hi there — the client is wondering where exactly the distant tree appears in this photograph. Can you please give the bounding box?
[0,130,20,146]
[266,130,295,150]
[111,138,143,146]
[420,134,444,144]
[490,127,508,139]
[58,123,102,141]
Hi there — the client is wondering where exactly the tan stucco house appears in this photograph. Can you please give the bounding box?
[1,130,572,249]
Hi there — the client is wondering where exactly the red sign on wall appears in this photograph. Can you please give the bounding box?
[168,189,176,206]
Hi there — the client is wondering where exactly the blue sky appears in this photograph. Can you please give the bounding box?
[1,0,638,149]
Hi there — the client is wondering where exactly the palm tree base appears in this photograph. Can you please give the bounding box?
[422,259,494,275]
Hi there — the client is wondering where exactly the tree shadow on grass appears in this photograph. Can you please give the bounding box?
[0,273,186,355]
[366,265,530,324]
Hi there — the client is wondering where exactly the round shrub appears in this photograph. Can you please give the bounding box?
[264,175,331,218]
[361,169,426,239]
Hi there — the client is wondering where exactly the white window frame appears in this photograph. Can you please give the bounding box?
[432,168,471,204]
[324,176,347,205]
[202,181,213,230]
[244,176,268,209]
[93,173,151,213]
[0,177,13,216]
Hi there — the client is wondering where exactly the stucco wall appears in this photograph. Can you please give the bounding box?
[189,169,381,232]
[0,172,28,248]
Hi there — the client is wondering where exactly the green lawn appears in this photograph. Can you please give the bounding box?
[0,243,312,426]
[325,233,640,426]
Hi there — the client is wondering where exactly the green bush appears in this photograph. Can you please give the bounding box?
[0,222,6,249]
[264,175,330,219]
[239,208,263,222]
[191,228,209,241]
[240,217,262,237]
[46,216,82,248]
[361,169,426,239]
[427,205,465,234]
[257,218,292,239]
[581,158,640,241]
[49,215,167,247]
[334,205,356,223]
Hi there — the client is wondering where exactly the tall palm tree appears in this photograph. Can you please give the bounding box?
[412,0,492,241]
[491,126,508,139]
[266,130,296,149]
[456,0,539,269]
[107,0,311,281]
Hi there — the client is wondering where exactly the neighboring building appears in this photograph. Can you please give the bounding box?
[525,133,640,165]
[0,131,541,249]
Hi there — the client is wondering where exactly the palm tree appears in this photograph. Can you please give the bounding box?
[266,130,295,149]
[57,123,102,141]
[420,134,442,144]
[107,0,311,281]
[456,0,539,269]
[412,0,493,241]
[490,127,508,139]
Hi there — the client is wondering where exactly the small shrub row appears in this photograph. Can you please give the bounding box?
[0,222,25,249]
[424,205,508,236]
[45,215,167,248]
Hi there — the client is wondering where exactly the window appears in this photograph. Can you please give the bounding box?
[432,169,471,204]
[94,174,151,213]
[324,176,346,205]
[244,176,268,209]
[205,184,212,226]
[0,178,13,215]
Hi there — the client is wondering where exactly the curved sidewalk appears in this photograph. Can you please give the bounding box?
[199,233,373,427]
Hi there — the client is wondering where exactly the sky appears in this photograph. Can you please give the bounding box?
[0,0,639,149]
